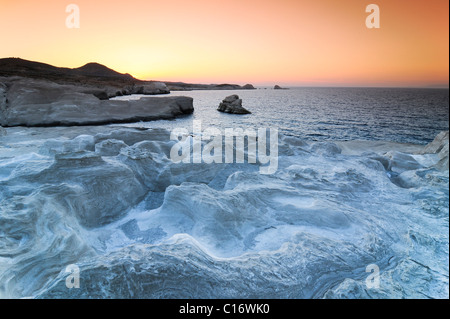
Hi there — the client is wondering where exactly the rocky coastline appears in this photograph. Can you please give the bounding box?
[0,58,256,127]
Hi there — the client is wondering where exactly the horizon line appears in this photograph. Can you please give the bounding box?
[2,56,448,90]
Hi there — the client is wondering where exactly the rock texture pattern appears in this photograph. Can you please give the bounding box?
[0,128,445,298]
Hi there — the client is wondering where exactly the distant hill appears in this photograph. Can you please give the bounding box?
[72,62,135,79]
[0,58,136,83]
[0,58,67,76]
[0,57,256,91]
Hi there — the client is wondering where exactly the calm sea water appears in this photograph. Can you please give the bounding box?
[115,87,449,145]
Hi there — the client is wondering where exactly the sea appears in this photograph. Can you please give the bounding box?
[115,87,449,145]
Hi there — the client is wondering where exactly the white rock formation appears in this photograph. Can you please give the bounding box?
[0,128,447,299]
[0,77,192,127]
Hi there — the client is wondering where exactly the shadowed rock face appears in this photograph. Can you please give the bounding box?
[217,94,251,114]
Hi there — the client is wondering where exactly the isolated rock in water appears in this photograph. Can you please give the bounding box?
[217,95,251,114]
[223,95,240,104]
[274,85,288,90]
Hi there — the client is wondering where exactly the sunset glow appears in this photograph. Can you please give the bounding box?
[0,0,448,87]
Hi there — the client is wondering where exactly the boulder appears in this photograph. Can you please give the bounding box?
[0,77,193,127]
[274,85,288,90]
[217,95,251,114]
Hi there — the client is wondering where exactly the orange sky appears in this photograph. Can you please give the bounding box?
[0,0,448,87]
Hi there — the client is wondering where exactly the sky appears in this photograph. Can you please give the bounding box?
[0,0,448,87]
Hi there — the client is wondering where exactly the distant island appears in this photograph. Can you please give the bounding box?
[167,82,255,91]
